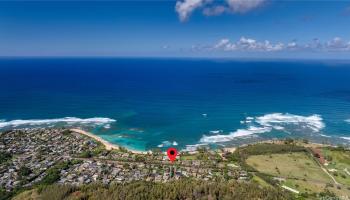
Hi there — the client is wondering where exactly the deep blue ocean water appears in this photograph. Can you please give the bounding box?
[1,58,350,151]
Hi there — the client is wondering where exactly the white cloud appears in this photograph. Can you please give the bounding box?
[175,0,265,21]
[175,0,210,22]
[214,37,284,52]
[326,37,350,51]
[203,5,227,16]
[226,0,265,13]
[214,38,236,50]
[208,37,350,52]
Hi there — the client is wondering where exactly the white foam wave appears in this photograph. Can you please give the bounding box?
[209,130,223,134]
[183,143,207,152]
[200,126,271,143]
[0,117,116,129]
[341,137,350,141]
[157,140,178,148]
[199,113,324,144]
[256,113,324,132]
[346,119,350,123]
[320,134,331,138]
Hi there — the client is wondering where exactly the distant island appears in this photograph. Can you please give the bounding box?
[1,128,349,200]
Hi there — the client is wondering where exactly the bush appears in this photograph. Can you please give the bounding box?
[79,151,92,158]
[38,161,71,186]
[0,152,12,164]
[62,129,72,136]
[37,179,293,200]
[19,166,32,178]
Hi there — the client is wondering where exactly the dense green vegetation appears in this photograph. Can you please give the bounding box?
[18,166,32,179]
[38,161,74,187]
[0,151,12,164]
[0,188,12,200]
[34,179,293,200]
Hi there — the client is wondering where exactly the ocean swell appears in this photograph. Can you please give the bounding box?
[199,113,324,144]
[0,117,116,129]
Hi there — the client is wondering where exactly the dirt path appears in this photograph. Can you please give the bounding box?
[321,167,339,185]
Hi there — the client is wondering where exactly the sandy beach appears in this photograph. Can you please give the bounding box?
[70,128,147,154]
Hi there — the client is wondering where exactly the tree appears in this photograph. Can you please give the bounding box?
[19,166,32,178]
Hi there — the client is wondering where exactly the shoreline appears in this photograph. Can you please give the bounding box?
[68,129,344,154]
[70,128,147,154]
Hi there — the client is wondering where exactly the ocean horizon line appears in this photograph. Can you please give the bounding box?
[1,56,350,63]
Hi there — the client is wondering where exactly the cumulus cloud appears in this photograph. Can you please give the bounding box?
[326,37,350,51]
[175,0,210,22]
[203,5,227,16]
[208,37,350,52]
[226,0,265,13]
[213,37,284,52]
[175,0,265,21]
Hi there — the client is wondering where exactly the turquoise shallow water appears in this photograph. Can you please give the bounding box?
[1,58,350,151]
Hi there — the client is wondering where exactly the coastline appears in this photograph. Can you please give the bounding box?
[69,128,339,155]
[70,128,147,154]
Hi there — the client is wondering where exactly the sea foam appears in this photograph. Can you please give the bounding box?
[157,140,178,148]
[200,126,271,143]
[0,117,116,129]
[199,113,324,144]
[341,137,350,141]
[256,113,324,132]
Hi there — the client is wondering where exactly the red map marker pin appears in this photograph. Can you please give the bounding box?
[167,147,177,162]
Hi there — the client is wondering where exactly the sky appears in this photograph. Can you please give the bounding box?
[1,0,350,59]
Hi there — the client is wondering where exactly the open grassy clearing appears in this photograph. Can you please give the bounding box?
[246,152,350,197]
[180,155,197,160]
[322,148,350,186]
[246,152,331,183]
[252,175,272,188]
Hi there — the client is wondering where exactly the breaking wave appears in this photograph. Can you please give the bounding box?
[0,117,116,129]
[255,113,324,132]
[200,113,324,144]
[200,126,271,143]
[184,143,207,152]
[157,140,178,148]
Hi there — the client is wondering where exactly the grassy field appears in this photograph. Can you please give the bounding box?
[322,148,350,185]
[246,152,331,182]
[180,155,197,160]
[252,175,271,188]
[246,152,350,197]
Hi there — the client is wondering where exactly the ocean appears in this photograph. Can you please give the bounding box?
[1,58,350,151]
